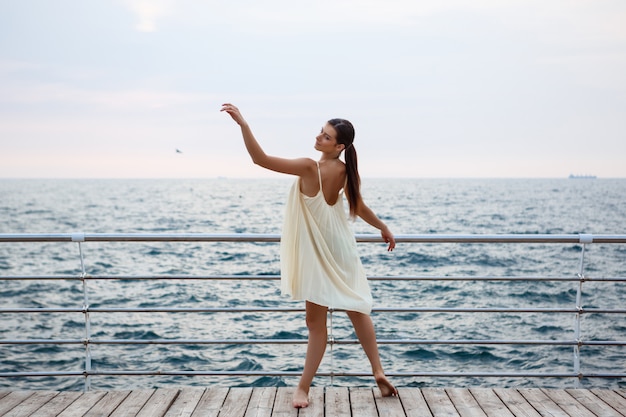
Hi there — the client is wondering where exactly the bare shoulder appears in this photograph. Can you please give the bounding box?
[299,157,319,173]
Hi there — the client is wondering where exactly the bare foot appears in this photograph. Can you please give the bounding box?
[292,387,310,408]
[375,373,398,397]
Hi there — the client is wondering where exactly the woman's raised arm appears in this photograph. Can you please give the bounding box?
[221,103,314,177]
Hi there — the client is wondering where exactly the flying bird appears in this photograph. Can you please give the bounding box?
[175,148,183,154]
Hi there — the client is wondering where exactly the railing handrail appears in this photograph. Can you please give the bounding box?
[1,232,626,243]
[1,232,625,390]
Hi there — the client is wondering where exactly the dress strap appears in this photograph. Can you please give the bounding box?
[315,161,323,193]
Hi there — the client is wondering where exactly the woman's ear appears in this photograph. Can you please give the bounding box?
[336,143,346,152]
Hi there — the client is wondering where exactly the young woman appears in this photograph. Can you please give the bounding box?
[221,103,397,408]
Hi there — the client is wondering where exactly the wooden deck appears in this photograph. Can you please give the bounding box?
[1,387,625,417]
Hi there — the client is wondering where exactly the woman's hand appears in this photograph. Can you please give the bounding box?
[381,227,396,252]
[221,103,247,126]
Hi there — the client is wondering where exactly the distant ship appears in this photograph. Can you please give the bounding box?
[569,174,597,179]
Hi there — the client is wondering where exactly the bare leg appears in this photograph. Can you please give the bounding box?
[346,310,398,397]
[293,301,329,408]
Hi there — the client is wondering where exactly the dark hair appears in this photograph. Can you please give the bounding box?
[328,118,361,218]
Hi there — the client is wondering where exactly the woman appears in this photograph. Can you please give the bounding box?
[221,103,397,408]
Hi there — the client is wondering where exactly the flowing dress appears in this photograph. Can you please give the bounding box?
[280,162,373,314]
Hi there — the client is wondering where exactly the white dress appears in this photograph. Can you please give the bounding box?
[280,162,373,314]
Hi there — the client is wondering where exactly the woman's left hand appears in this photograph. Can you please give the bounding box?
[381,227,396,251]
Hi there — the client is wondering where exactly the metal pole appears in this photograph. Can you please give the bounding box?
[74,234,91,392]
[573,239,588,388]
[328,308,335,387]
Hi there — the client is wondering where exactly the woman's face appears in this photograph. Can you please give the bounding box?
[314,123,341,153]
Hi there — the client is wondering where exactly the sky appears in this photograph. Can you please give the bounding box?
[0,0,625,179]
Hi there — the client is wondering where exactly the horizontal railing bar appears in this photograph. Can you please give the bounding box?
[0,233,283,243]
[2,338,626,346]
[0,307,298,313]
[2,274,625,282]
[0,275,279,281]
[0,339,86,345]
[371,276,626,282]
[2,370,625,379]
[374,307,626,314]
[1,233,626,244]
[370,234,626,244]
[2,307,626,314]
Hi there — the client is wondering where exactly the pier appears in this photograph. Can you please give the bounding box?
[2,387,626,416]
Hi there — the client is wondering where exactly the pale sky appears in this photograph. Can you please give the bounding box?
[0,0,625,178]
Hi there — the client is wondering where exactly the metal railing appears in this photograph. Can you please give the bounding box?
[1,232,625,391]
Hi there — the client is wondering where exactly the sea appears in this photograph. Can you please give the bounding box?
[1,178,625,391]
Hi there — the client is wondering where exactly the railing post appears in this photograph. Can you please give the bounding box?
[574,234,592,387]
[73,233,91,391]
[328,308,335,386]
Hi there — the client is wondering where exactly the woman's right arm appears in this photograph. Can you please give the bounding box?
[221,103,314,177]
[355,201,396,251]
[346,186,396,252]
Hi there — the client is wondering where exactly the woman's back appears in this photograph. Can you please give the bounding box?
[299,158,346,206]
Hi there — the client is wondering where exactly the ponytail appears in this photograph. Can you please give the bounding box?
[328,118,361,218]
[344,144,361,219]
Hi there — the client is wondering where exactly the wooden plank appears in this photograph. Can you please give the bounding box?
[374,387,406,417]
[270,387,297,417]
[7,387,626,417]
[325,387,350,417]
[135,388,180,417]
[190,387,229,417]
[2,391,59,417]
[242,387,276,417]
[492,389,542,417]
[28,391,83,417]
[0,391,35,415]
[591,390,626,415]
[542,389,597,417]
[109,389,156,417]
[398,388,433,417]
[421,388,460,417]
[298,387,324,417]
[0,391,12,401]
[566,389,625,417]
[469,388,515,417]
[56,391,107,417]
[445,388,488,417]
[217,388,253,417]
[349,388,377,417]
[518,389,569,417]
[164,388,205,417]
[83,390,132,417]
